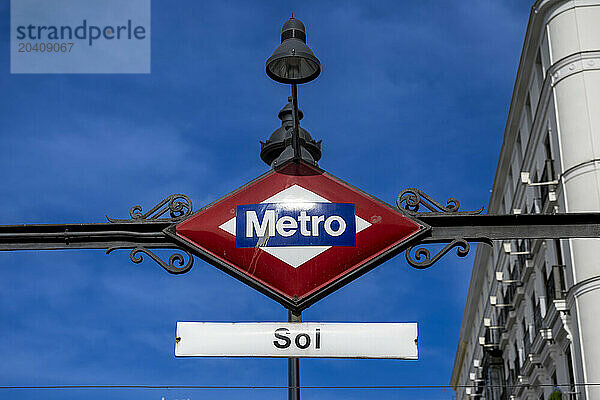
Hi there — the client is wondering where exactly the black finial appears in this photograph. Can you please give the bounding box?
[260,99,321,167]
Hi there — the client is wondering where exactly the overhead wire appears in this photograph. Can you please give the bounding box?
[0,383,597,390]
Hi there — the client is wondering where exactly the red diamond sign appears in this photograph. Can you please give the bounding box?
[166,161,429,310]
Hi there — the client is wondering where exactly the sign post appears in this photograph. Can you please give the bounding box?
[288,310,301,400]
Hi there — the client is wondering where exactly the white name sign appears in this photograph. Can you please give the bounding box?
[175,322,418,359]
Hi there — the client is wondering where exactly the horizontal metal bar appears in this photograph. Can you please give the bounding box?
[419,213,600,242]
[0,222,173,250]
[1,213,599,252]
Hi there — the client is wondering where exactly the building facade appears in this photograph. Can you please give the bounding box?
[451,1,600,399]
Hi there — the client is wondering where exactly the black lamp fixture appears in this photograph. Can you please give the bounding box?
[266,18,321,84]
[263,17,321,167]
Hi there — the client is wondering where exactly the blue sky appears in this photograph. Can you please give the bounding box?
[1,1,530,399]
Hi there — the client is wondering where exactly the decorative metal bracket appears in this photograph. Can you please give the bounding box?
[397,188,486,268]
[106,246,194,275]
[106,194,193,223]
[405,238,471,269]
[397,188,483,215]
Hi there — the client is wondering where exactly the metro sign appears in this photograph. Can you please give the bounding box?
[166,161,430,310]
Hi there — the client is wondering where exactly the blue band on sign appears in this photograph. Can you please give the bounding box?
[236,203,356,248]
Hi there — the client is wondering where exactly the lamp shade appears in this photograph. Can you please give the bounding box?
[266,18,321,84]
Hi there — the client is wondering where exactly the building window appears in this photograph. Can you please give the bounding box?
[554,239,563,265]
[566,347,576,399]
[531,170,542,213]
[544,132,554,168]
[533,293,543,333]
[535,48,545,89]
[508,168,514,199]
[546,264,566,302]
[526,94,534,126]
[539,133,556,210]
[514,341,521,374]
[515,134,523,168]
[519,128,528,156]
[522,318,531,357]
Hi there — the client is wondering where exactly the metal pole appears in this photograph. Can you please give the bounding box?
[290,83,300,160]
[288,308,301,400]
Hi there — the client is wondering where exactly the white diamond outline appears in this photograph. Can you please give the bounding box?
[218,184,372,268]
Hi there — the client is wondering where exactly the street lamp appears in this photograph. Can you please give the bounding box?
[266,18,320,84]
[265,17,320,166]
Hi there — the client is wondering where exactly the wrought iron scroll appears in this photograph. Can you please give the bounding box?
[397,188,483,215]
[107,194,193,223]
[405,238,470,269]
[106,246,194,274]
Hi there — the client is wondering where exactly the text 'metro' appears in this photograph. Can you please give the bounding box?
[236,202,356,248]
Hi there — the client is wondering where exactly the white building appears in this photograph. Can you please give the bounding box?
[451,1,600,399]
